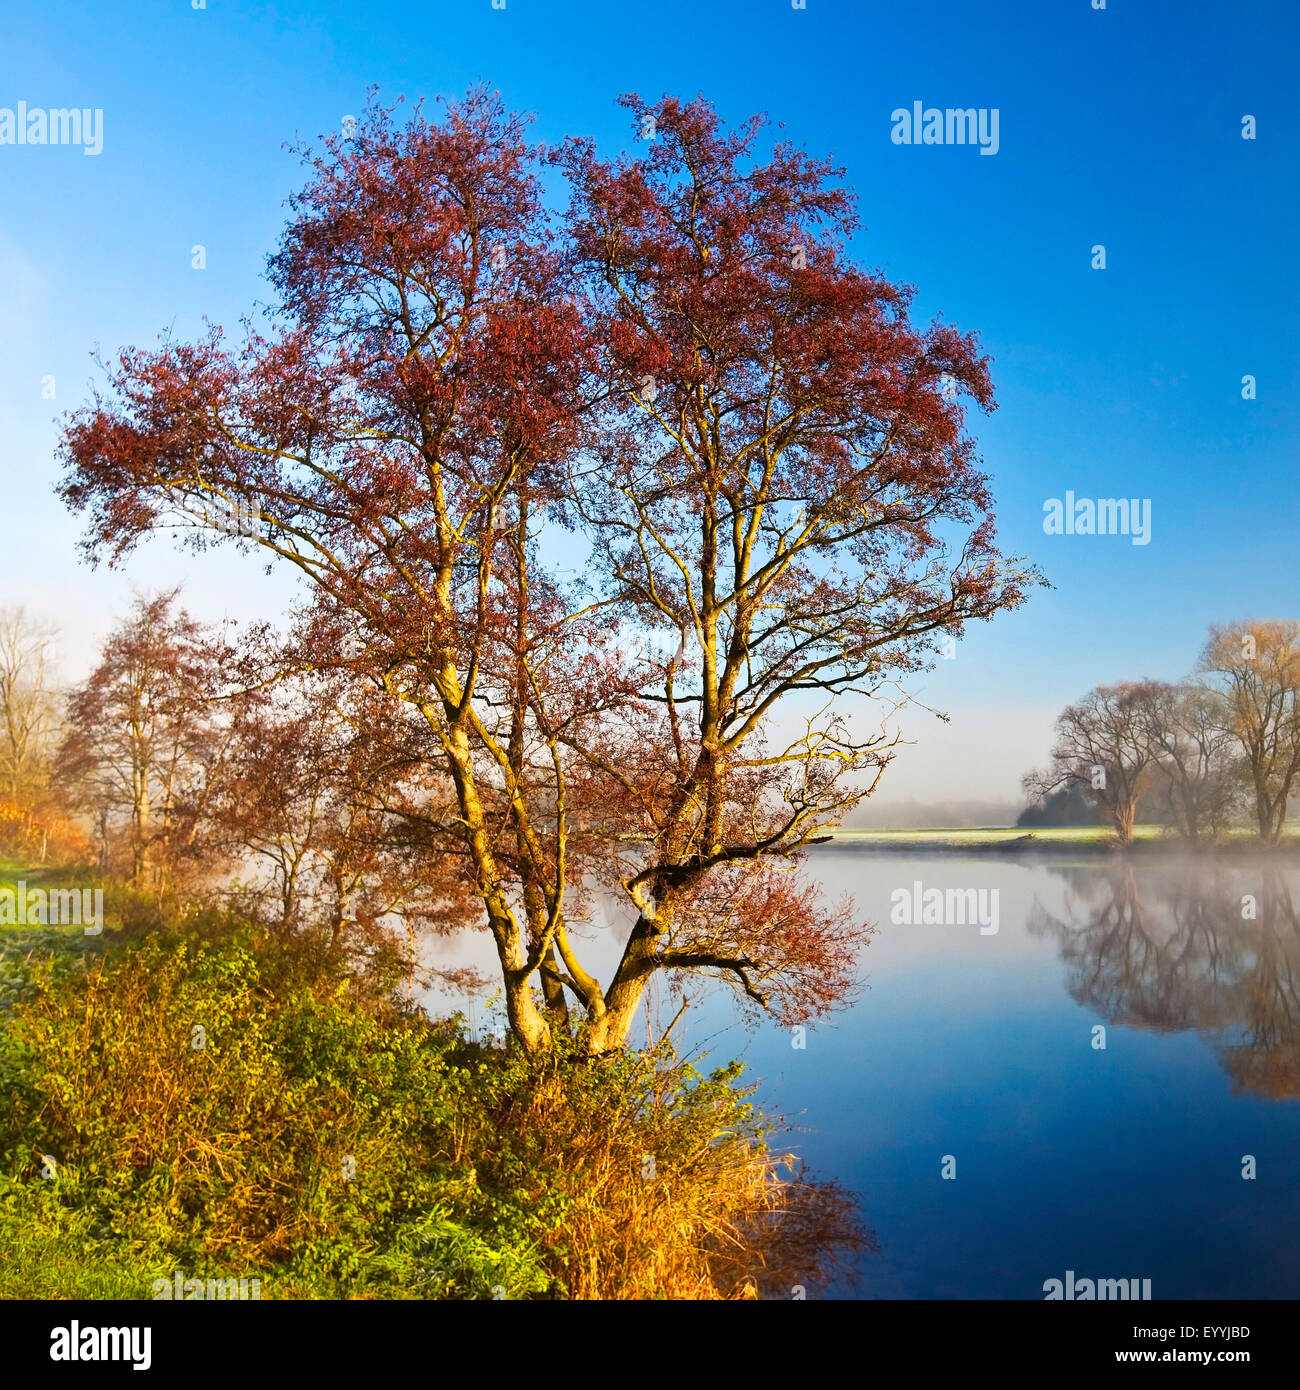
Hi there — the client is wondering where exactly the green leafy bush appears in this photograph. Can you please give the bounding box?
[0,932,556,1298]
[0,926,866,1299]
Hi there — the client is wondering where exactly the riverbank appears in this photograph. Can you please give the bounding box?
[0,875,866,1299]
[821,825,1300,856]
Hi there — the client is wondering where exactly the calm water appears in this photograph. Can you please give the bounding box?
[430,852,1300,1299]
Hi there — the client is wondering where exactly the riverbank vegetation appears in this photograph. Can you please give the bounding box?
[0,882,866,1299]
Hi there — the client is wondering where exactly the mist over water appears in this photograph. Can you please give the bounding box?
[426,851,1300,1299]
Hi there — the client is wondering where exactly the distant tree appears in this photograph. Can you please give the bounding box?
[1016,784,1103,828]
[0,606,61,800]
[60,591,228,888]
[1139,681,1241,842]
[1201,621,1300,844]
[0,607,82,863]
[213,668,478,983]
[1024,682,1161,843]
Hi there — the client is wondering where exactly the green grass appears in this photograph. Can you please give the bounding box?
[0,1199,166,1299]
[829,824,1152,844]
[0,860,109,982]
[827,823,1300,847]
[0,856,105,883]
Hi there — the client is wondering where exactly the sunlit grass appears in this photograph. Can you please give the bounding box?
[827,824,1300,846]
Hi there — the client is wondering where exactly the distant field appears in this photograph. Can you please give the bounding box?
[829,825,1149,845]
[826,824,1300,848]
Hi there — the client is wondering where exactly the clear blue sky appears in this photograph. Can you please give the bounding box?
[1,0,1295,806]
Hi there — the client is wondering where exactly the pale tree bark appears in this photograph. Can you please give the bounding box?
[0,606,60,803]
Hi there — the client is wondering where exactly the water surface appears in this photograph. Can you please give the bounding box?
[431,851,1300,1299]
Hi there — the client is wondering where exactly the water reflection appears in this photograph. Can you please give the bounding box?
[1029,863,1300,1099]
[423,850,1300,1295]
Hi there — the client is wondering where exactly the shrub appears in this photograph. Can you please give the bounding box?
[0,928,866,1298]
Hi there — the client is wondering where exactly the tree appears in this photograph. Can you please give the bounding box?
[212,667,478,986]
[60,591,228,887]
[1016,784,1102,828]
[1201,621,1300,844]
[0,606,66,860]
[1024,682,1161,843]
[556,95,1038,1048]
[60,91,595,1050]
[1139,681,1240,842]
[58,90,1035,1053]
[0,606,60,798]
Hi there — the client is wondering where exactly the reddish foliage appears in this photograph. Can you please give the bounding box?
[57,89,1037,1051]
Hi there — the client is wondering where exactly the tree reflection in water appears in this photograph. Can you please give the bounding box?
[1028,862,1300,1099]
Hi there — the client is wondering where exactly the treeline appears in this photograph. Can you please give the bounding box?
[0,594,468,987]
[1022,620,1300,844]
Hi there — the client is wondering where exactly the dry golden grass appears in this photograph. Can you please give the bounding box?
[490,1056,871,1300]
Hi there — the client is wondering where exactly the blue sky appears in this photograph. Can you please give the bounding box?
[1,0,1295,807]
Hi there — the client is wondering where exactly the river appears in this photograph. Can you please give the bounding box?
[428,850,1300,1299]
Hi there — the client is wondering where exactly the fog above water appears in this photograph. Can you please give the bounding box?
[426,852,1300,1099]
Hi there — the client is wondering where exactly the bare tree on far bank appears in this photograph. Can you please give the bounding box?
[1201,621,1300,845]
[1023,622,1300,845]
[1140,681,1241,843]
[1023,681,1161,844]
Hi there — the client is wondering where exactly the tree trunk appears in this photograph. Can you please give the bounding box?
[438,715,552,1054]
[585,916,658,1054]
[131,774,150,886]
[538,940,570,1024]
[1112,796,1136,844]
[503,965,552,1053]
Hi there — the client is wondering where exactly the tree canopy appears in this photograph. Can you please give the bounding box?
[58,89,1035,1051]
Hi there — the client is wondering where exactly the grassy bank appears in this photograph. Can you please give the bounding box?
[0,876,864,1300]
[823,824,1300,853]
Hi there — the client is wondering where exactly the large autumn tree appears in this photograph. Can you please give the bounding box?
[58,89,1034,1053]
[554,96,1037,1048]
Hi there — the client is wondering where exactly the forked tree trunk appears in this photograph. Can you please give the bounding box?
[584,916,659,1055]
